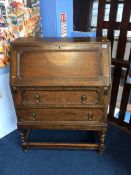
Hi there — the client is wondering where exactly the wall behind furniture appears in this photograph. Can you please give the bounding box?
[0,68,17,139]
[0,0,40,139]
[40,0,73,37]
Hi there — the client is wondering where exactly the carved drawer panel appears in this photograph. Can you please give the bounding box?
[17,108,105,122]
[20,90,100,106]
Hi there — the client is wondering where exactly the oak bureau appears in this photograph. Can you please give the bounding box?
[10,37,111,153]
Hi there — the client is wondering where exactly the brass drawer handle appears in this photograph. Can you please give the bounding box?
[81,95,87,104]
[34,94,40,103]
[32,112,36,121]
[87,112,93,121]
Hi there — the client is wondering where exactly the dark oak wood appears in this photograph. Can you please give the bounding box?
[96,0,106,37]
[99,127,107,153]
[21,89,100,106]
[107,0,131,124]
[22,142,99,150]
[17,108,106,122]
[118,51,131,125]
[18,122,107,131]
[95,0,131,133]
[10,37,111,153]
[107,0,118,49]
[111,58,129,68]
[13,87,105,106]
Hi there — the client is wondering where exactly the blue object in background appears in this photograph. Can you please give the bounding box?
[0,67,17,139]
[40,0,96,38]
[40,0,73,37]
[71,31,96,37]
[40,0,57,37]
[115,110,131,123]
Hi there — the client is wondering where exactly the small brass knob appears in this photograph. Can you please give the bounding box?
[34,94,40,103]
[103,87,109,95]
[81,95,87,104]
[87,112,93,121]
[32,112,36,121]
[35,94,40,98]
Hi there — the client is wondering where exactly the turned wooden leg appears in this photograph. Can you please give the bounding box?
[98,127,107,154]
[19,129,31,152]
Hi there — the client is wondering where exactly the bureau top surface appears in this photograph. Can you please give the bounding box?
[11,37,110,46]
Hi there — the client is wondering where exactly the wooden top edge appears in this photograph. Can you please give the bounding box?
[11,37,110,46]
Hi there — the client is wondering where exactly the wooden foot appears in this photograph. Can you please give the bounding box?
[98,127,107,154]
[19,129,31,152]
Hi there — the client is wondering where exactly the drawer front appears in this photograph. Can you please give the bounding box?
[21,90,100,106]
[17,108,105,122]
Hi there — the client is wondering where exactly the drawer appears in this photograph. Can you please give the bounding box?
[21,90,100,106]
[17,108,105,122]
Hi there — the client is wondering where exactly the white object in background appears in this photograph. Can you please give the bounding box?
[114,107,120,118]
[112,39,131,61]
[0,68,17,139]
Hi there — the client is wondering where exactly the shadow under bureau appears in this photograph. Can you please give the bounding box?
[10,37,111,153]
